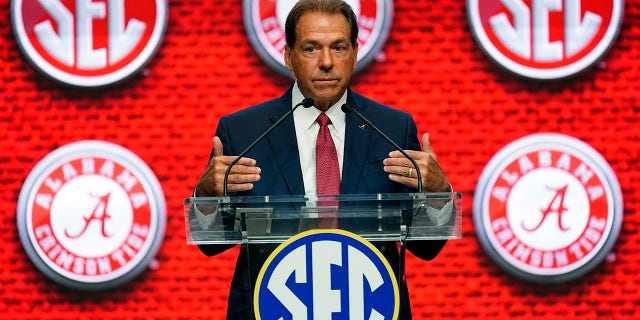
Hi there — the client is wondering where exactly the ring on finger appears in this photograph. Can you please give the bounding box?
[407,168,413,178]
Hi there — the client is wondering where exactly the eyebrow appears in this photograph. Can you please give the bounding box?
[299,38,349,47]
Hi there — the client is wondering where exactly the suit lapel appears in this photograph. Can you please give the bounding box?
[262,87,373,195]
[265,90,306,195]
[341,92,372,194]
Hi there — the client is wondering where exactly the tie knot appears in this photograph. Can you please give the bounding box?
[317,113,331,127]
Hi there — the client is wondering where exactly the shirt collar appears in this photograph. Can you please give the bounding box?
[292,82,347,132]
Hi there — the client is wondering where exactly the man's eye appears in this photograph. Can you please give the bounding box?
[304,47,316,52]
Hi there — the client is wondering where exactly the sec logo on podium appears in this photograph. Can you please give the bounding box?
[254,229,400,320]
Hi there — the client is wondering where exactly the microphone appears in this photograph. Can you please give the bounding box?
[342,103,424,292]
[223,98,314,196]
[341,104,423,192]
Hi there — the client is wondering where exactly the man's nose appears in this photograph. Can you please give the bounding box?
[319,48,334,70]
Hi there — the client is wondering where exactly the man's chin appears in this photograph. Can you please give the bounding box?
[311,87,344,100]
[312,95,340,105]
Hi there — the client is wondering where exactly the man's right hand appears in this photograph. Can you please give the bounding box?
[195,136,261,197]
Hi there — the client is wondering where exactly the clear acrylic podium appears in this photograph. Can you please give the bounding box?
[184,192,461,245]
[183,192,461,319]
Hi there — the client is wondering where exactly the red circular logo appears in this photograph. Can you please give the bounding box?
[243,0,392,77]
[467,0,623,80]
[473,134,622,283]
[11,0,167,87]
[17,141,166,290]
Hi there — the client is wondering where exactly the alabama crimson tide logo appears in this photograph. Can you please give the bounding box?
[467,0,623,80]
[17,141,166,290]
[473,134,622,283]
[243,0,392,77]
[11,0,168,87]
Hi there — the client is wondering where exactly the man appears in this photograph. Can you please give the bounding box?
[195,0,451,318]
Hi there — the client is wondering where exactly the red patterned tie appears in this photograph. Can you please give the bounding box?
[316,113,340,212]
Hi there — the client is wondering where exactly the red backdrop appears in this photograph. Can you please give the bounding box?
[1,0,638,319]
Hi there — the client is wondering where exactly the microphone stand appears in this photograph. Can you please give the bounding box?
[341,103,423,298]
[223,98,314,196]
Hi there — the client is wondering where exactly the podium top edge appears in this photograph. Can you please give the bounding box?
[184,192,461,205]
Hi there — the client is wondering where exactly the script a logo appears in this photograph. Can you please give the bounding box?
[17,141,166,290]
[11,0,168,87]
[473,134,623,283]
[467,0,623,80]
[254,229,399,319]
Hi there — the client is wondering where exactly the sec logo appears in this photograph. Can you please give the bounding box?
[10,0,168,87]
[16,141,166,290]
[467,0,623,80]
[254,229,399,320]
[243,0,392,77]
[473,133,622,283]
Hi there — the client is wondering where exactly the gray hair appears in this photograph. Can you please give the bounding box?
[285,0,359,49]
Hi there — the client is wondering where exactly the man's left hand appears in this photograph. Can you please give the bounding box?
[383,133,450,192]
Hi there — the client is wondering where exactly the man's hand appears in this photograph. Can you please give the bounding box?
[195,136,261,196]
[383,133,450,192]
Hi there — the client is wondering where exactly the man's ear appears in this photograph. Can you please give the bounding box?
[284,46,293,71]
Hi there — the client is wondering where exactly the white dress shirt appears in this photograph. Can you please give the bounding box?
[291,83,347,196]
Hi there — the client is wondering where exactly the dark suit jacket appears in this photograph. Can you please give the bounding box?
[199,86,446,319]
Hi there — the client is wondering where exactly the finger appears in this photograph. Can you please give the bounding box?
[220,166,260,192]
[213,136,224,157]
[225,183,255,193]
[387,149,427,160]
[214,166,260,194]
[387,173,418,189]
[422,133,434,154]
[383,163,416,178]
[220,162,261,175]
[225,171,261,184]
[216,155,258,168]
[383,156,419,168]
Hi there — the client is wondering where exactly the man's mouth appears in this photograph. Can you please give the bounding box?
[314,78,338,84]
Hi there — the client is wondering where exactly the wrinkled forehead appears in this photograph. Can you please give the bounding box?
[295,12,352,44]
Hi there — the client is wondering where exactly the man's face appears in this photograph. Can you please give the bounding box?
[285,11,358,111]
